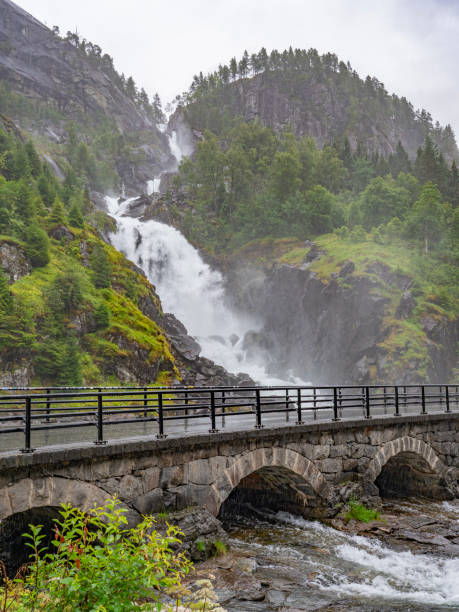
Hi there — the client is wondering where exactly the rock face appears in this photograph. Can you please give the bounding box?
[0,0,171,191]
[0,239,31,282]
[183,70,458,160]
[232,260,457,384]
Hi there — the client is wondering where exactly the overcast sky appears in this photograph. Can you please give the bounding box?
[15,0,459,135]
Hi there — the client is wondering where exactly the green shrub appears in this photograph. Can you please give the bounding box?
[0,497,192,611]
[345,497,381,522]
[195,540,206,553]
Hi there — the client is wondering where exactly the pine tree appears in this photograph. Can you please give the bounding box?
[48,197,67,225]
[90,245,112,288]
[406,182,446,253]
[24,140,42,178]
[60,338,82,386]
[68,199,84,228]
[448,161,459,208]
[15,179,35,221]
[94,302,110,329]
[25,223,50,267]
[37,172,56,207]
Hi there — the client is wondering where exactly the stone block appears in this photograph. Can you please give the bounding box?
[133,488,164,514]
[329,444,349,458]
[355,431,370,444]
[313,445,330,460]
[343,459,359,472]
[160,465,184,488]
[317,458,342,473]
[186,459,214,485]
[142,467,160,492]
[350,444,367,459]
[369,430,384,445]
[117,474,144,500]
[332,431,355,445]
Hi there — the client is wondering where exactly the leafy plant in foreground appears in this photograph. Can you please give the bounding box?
[1,497,193,611]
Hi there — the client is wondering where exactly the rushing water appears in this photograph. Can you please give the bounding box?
[221,499,459,611]
[107,195,301,385]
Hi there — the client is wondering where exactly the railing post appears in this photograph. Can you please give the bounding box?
[209,390,218,433]
[394,386,400,416]
[383,386,387,413]
[296,388,303,425]
[332,387,340,421]
[338,387,342,418]
[94,392,106,445]
[156,392,166,438]
[285,389,289,421]
[439,385,443,406]
[255,389,263,429]
[46,388,51,422]
[365,386,371,418]
[313,388,317,420]
[21,396,33,453]
[421,385,426,414]
[221,390,226,415]
[445,386,451,413]
[143,387,148,418]
[184,390,189,416]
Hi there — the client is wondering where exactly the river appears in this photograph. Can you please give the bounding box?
[211,498,459,611]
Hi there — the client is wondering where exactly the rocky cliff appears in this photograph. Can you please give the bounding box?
[0,0,172,192]
[182,53,458,160]
[228,237,458,384]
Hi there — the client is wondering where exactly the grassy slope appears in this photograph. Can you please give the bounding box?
[5,225,178,386]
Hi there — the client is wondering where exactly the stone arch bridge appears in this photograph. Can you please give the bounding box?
[1,413,457,528]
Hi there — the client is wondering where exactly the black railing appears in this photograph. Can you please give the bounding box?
[0,384,457,454]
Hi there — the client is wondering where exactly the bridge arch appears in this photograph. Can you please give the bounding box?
[366,436,448,482]
[365,436,456,499]
[208,447,331,515]
[0,476,115,521]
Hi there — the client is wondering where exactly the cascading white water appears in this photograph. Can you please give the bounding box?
[108,119,306,384]
[107,196,301,384]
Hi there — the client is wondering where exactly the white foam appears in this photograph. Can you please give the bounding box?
[108,199,308,385]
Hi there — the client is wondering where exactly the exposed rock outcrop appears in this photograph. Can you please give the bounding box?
[0,239,31,282]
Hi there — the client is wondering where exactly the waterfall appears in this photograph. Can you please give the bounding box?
[108,118,308,385]
[107,196,303,385]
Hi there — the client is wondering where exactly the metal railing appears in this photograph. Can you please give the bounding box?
[0,384,457,454]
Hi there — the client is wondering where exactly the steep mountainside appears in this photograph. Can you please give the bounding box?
[181,48,458,160]
[0,0,172,192]
[0,124,237,388]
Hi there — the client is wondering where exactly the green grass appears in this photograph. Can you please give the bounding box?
[213,540,228,556]
[195,540,206,553]
[345,498,381,523]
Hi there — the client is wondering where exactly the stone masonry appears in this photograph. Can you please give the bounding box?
[0,413,457,524]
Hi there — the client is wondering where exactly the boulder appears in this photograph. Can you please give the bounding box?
[48,225,75,242]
